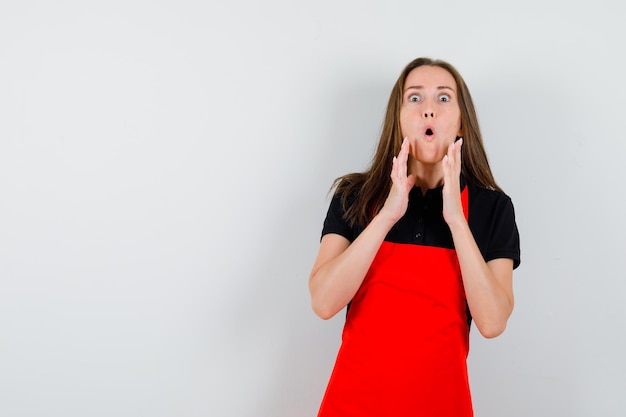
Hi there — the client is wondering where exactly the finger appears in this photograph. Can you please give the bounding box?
[454,138,463,163]
[448,140,456,159]
[392,138,407,182]
[443,141,454,166]
[406,173,416,191]
[392,156,405,184]
[398,137,409,179]
[442,154,450,178]
[446,139,461,169]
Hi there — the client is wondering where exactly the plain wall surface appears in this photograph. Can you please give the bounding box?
[1,1,625,415]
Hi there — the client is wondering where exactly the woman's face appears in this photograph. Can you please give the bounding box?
[400,65,463,166]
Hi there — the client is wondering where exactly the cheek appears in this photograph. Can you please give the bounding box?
[447,113,462,132]
[399,109,417,134]
[452,119,462,133]
[399,111,408,135]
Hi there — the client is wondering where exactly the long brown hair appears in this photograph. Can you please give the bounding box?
[333,57,501,227]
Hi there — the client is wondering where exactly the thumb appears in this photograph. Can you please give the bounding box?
[442,155,450,177]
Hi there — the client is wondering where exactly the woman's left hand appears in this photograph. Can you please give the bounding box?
[442,138,464,227]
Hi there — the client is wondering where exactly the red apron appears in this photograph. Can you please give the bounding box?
[318,188,472,417]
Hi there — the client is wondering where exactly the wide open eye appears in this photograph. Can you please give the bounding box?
[408,94,421,103]
[438,94,451,102]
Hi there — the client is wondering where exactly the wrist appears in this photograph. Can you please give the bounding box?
[372,209,399,230]
[447,216,469,235]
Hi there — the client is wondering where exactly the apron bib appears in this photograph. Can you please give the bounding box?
[318,187,472,417]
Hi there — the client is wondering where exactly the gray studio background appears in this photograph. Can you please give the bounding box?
[1,1,625,416]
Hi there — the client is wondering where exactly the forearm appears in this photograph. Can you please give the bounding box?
[309,213,396,319]
[449,219,514,338]
[310,137,414,319]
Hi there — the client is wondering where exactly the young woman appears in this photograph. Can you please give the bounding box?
[309,57,521,417]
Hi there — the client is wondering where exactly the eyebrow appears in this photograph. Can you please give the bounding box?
[404,85,456,93]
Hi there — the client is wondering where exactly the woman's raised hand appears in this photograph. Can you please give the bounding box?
[442,138,465,227]
[379,137,415,223]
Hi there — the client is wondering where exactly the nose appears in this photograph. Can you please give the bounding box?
[422,99,435,118]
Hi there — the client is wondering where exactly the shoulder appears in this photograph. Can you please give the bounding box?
[333,173,366,198]
[467,182,514,207]
[466,182,521,268]
[467,182,517,223]
[322,177,365,243]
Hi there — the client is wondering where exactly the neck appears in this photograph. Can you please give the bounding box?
[408,158,444,194]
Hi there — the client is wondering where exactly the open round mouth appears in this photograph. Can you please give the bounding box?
[425,128,434,136]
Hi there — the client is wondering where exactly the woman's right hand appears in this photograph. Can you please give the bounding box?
[309,137,415,319]
[379,137,415,223]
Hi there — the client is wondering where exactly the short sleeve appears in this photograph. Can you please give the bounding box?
[468,186,521,269]
[488,196,521,269]
[321,192,357,242]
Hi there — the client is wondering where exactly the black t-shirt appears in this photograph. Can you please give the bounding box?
[322,179,521,269]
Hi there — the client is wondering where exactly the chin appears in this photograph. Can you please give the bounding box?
[414,151,446,165]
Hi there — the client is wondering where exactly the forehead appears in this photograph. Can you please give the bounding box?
[404,65,457,91]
